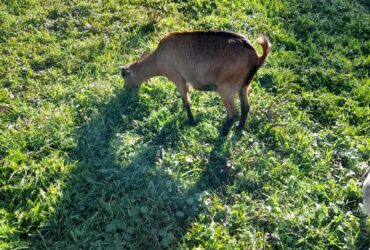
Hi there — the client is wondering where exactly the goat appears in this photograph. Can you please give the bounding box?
[362,168,370,216]
[120,31,271,135]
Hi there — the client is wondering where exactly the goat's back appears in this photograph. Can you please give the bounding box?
[154,31,259,88]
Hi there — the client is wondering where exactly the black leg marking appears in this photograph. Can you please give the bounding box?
[238,86,250,130]
[221,117,235,136]
[238,106,249,130]
[184,102,195,125]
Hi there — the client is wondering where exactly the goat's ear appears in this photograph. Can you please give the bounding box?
[119,66,131,77]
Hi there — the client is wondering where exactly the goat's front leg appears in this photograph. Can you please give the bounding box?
[174,80,195,125]
[184,99,195,125]
[219,89,238,135]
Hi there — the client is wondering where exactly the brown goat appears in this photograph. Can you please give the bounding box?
[120,31,271,135]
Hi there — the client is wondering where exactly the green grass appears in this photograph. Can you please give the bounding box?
[1,0,369,249]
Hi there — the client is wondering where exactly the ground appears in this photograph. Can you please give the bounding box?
[0,0,369,249]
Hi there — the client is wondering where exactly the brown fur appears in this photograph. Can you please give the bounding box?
[120,30,271,134]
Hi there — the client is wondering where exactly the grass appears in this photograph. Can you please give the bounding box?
[0,0,369,249]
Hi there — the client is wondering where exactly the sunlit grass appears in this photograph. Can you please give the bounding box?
[0,0,369,249]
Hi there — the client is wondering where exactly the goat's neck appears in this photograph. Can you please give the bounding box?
[132,53,160,82]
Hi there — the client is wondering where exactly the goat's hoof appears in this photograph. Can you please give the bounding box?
[220,127,230,136]
[188,119,196,126]
[237,125,245,131]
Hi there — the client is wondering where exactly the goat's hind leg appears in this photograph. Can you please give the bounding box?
[218,88,238,136]
[238,85,250,130]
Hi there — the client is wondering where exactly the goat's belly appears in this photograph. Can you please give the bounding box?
[189,82,217,91]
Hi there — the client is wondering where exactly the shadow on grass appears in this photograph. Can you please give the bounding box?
[357,216,370,250]
[30,84,236,249]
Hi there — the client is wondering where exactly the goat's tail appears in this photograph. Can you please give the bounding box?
[242,35,271,87]
[256,35,271,67]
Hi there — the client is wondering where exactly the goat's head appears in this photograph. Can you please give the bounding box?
[120,52,152,89]
[120,64,142,89]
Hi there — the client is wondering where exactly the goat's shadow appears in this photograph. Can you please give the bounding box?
[31,84,236,249]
